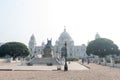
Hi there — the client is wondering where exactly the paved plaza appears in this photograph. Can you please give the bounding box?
[0,63,120,80]
[0,62,88,71]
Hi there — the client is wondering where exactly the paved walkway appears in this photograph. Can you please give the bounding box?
[65,62,88,70]
[0,62,88,71]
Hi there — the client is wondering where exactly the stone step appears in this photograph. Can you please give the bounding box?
[27,58,62,65]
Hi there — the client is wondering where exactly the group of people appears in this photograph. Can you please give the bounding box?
[81,58,90,64]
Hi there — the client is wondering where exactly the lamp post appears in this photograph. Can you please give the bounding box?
[64,42,68,71]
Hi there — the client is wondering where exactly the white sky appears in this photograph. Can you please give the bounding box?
[0,0,120,47]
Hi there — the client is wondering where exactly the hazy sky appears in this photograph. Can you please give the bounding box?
[0,0,120,47]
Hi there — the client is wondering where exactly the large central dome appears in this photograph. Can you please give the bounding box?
[58,28,73,42]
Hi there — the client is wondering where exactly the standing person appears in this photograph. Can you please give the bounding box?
[82,58,84,64]
[87,58,90,64]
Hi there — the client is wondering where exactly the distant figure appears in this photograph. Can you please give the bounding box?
[87,58,90,64]
[68,61,70,64]
[82,58,84,64]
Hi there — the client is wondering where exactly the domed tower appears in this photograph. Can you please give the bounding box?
[55,27,74,58]
[59,28,71,40]
[29,34,36,56]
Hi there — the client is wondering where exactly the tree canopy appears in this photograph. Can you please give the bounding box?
[86,38,120,57]
[0,42,30,59]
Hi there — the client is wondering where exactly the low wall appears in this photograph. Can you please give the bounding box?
[0,58,9,63]
[0,58,22,63]
[113,64,120,68]
[99,62,120,68]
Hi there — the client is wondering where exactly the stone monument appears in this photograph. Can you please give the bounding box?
[42,39,53,57]
[24,39,62,66]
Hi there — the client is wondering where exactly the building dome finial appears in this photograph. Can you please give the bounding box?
[64,26,66,32]
[95,32,100,39]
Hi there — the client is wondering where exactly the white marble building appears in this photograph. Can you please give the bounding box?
[29,28,87,59]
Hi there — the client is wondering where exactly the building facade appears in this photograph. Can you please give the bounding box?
[29,28,87,59]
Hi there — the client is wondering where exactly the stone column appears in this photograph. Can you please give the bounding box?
[10,58,13,63]
[110,57,114,67]
[103,58,106,66]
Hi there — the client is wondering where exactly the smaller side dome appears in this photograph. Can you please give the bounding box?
[29,34,36,45]
[30,34,36,42]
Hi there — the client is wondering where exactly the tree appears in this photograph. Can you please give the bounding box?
[0,42,30,59]
[86,38,120,57]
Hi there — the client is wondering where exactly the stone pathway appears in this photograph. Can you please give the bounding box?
[65,62,89,70]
